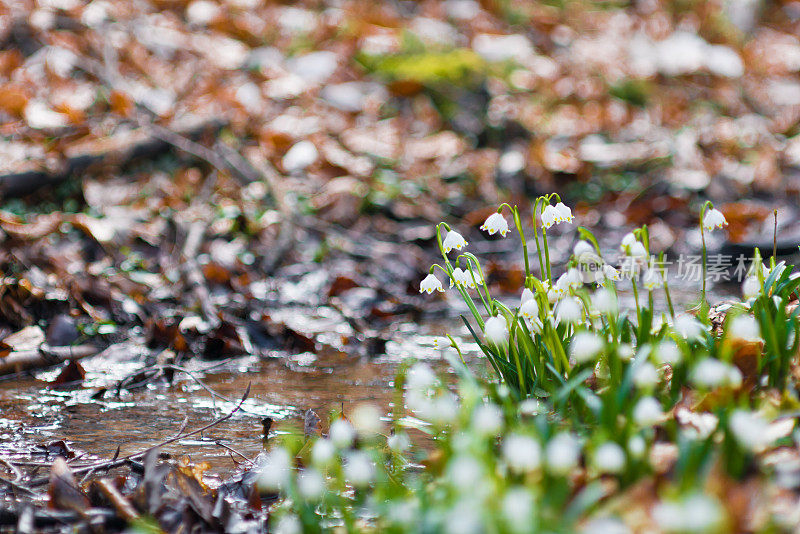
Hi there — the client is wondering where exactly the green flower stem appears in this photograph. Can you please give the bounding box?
[542,228,552,283]
[699,201,712,304]
[500,203,531,280]
[631,277,642,326]
[532,198,545,281]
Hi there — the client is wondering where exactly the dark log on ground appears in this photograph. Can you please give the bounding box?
[0,115,225,199]
[0,344,98,376]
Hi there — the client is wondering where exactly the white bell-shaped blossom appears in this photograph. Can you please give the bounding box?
[480,212,510,236]
[742,276,760,299]
[593,442,626,474]
[702,208,728,231]
[420,273,444,294]
[484,316,509,347]
[329,419,356,448]
[502,434,542,472]
[729,410,771,451]
[641,268,663,290]
[297,468,326,499]
[592,288,618,314]
[621,232,637,249]
[472,403,503,436]
[691,359,742,389]
[541,204,559,229]
[727,314,761,342]
[633,397,663,426]
[519,298,539,321]
[343,451,374,487]
[556,296,583,324]
[654,339,682,365]
[442,230,468,253]
[633,362,660,388]
[570,331,604,363]
[554,202,574,224]
[450,268,476,289]
[674,314,705,340]
[257,447,293,491]
[546,433,581,475]
[573,240,594,258]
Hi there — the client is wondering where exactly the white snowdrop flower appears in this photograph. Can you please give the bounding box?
[654,494,723,533]
[581,517,631,534]
[655,339,682,365]
[521,288,535,304]
[484,316,509,347]
[426,392,459,425]
[556,296,583,324]
[633,362,660,388]
[297,468,326,499]
[257,447,292,491]
[592,288,618,314]
[450,268,476,289]
[628,435,646,459]
[343,451,374,487]
[273,514,302,534]
[729,410,771,451]
[546,433,581,475]
[519,297,539,321]
[692,358,741,389]
[519,398,543,416]
[420,273,444,294]
[472,403,503,436]
[406,362,438,391]
[594,442,626,474]
[570,331,604,363]
[595,263,621,287]
[674,314,705,340]
[633,397,663,427]
[627,242,648,259]
[387,499,418,525]
[541,204,559,229]
[445,501,483,534]
[503,434,542,472]
[329,419,356,448]
[480,212,510,237]
[442,230,468,253]
[311,438,336,466]
[388,432,411,452]
[573,240,595,258]
[702,208,728,231]
[448,455,484,488]
[618,343,635,361]
[566,267,584,288]
[728,314,761,342]
[742,276,760,299]
[351,404,382,436]
[620,233,637,249]
[554,202,574,224]
[641,268,663,290]
[503,488,534,533]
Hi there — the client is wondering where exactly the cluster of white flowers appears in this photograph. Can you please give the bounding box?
[450,267,478,289]
[502,434,542,472]
[541,202,574,229]
[691,358,742,389]
[653,493,724,533]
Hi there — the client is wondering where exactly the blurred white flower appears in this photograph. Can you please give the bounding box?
[729,410,771,451]
[633,397,662,427]
[445,501,483,534]
[351,404,382,436]
[727,314,761,342]
[596,264,621,287]
[627,242,648,259]
[311,438,336,466]
[329,419,356,448]
[420,273,444,294]
[621,233,637,249]
[521,288,535,304]
[641,268,663,290]
[480,212,510,236]
[406,362,438,391]
[702,208,728,231]
[633,362,660,388]
[472,403,503,436]
[570,332,604,363]
[519,398,543,416]
[654,339,682,365]
[273,514,302,534]
[343,451,374,487]
[674,314,705,340]
[556,296,583,324]
[628,435,646,459]
[592,288,618,314]
[581,517,631,534]
[594,442,626,474]
[425,392,459,425]
[546,433,581,475]
[448,455,484,488]
[484,316,509,347]
[297,468,326,499]
[503,434,542,472]
[257,447,292,491]
[742,276,760,299]
[653,493,723,533]
[442,230,468,253]
[618,343,635,361]
[573,240,595,258]
[692,358,742,389]
[503,488,534,533]
[388,432,411,452]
